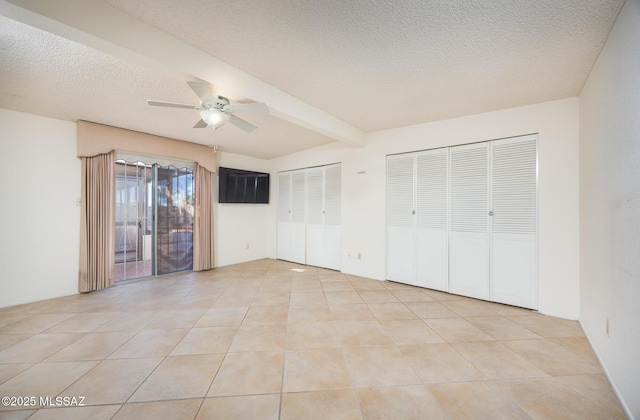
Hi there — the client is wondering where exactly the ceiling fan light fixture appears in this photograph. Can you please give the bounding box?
[200,109,230,128]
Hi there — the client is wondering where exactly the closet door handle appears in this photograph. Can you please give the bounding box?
[488,211,494,216]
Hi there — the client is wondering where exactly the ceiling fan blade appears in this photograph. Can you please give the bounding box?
[187,81,214,104]
[230,102,269,114]
[147,100,199,109]
[193,118,208,128]
[229,114,257,133]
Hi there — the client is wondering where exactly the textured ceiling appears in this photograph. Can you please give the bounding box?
[0,0,625,159]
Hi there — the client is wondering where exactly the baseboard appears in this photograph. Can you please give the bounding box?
[580,321,635,419]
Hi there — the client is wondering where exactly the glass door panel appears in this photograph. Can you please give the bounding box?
[115,161,152,281]
[155,165,194,275]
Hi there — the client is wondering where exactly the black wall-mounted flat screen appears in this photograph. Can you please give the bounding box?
[218,167,270,204]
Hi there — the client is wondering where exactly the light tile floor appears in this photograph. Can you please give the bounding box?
[0,259,627,419]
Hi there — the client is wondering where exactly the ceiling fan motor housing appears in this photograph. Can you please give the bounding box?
[205,96,231,113]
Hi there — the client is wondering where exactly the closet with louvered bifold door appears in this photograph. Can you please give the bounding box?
[386,134,538,309]
[277,164,342,271]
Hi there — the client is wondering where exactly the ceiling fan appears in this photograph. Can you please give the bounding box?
[147,81,269,133]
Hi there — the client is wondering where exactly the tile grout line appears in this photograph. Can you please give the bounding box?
[277,268,293,420]
[347,284,370,419]
[193,271,249,419]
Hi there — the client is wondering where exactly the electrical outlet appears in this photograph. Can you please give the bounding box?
[357,252,362,260]
[245,243,250,250]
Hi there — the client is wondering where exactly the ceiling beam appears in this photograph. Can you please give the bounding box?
[0,0,365,147]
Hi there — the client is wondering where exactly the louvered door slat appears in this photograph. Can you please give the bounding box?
[451,145,488,233]
[324,165,341,226]
[416,151,447,229]
[492,138,537,235]
[387,155,415,228]
[306,169,323,225]
[277,172,291,223]
[291,171,306,223]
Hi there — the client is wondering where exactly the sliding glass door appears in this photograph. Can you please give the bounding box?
[115,160,194,281]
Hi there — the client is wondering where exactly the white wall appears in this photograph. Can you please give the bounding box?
[0,108,80,308]
[272,97,580,319]
[579,0,640,416]
[213,151,272,267]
